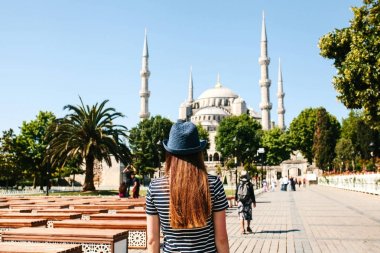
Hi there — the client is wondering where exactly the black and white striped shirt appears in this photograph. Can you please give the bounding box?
[146,174,229,253]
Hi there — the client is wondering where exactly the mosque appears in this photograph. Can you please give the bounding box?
[75,14,320,189]
[139,14,286,166]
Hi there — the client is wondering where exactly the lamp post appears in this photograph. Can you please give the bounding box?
[46,166,50,196]
[45,144,50,196]
[233,137,238,187]
[156,140,162,177]
[234,156,238,186]
[369,142,375,172]
[258,147,265,188]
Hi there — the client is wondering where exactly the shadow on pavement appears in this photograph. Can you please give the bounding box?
[255,229,300,234]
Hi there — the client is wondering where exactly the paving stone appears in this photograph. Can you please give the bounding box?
[130,184,380,252]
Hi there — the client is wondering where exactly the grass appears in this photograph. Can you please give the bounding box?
[224,189,235,197]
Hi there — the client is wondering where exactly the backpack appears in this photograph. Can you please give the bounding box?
[237,181,251,203]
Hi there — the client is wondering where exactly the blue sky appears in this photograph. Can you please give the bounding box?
[0,0,363,133]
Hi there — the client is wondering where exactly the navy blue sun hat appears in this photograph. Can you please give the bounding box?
[163,121,207,155]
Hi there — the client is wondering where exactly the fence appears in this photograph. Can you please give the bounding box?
[318,173,380,195]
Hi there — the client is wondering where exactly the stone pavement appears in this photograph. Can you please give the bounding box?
[131,185,380,252]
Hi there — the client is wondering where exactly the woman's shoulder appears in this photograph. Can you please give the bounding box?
[207,174,218,181]
[207,174,223,187]
[149,177,169,187]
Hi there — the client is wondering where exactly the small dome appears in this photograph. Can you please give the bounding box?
[194,107,230,116]
[248,108,261,118]
[233,97,245,104]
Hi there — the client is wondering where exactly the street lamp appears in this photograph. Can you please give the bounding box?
[369,142,375,172]
[233,137,238,186]
[258,147,265,188]
[156,140,163,177]
[46,167,50,196]
[45,144,50,196]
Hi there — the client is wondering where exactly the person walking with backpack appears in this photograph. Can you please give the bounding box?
[235,170,256,234]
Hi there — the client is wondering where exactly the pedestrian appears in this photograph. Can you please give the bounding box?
[146,121,229,253]
[131,172,140,199]
[235,170,256,235]
[122,166,132,197]
[283,176,289,191]
[280,177,284,191]
[298,178,302,188]
[118,182,127,198]
[271,178,276,192]
[290,177,296,191]
[263,179,268,192]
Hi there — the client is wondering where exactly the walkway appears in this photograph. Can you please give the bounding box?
[132,185,380,252]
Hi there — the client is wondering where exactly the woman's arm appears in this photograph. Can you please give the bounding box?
[213,210,230,253]
[147,214,160,253]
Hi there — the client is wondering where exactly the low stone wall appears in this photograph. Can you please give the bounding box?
[318,173,380,195]
[0,188,44,196]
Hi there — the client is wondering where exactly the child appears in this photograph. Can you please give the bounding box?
[118,182,127,198]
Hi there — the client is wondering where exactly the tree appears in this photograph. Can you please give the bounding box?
[288,108,320,163]
[196,124,210,158]
[339,110,379,170]
[60,155,84,187]
[335,138,355,171]
[312,108,341,170]
[0,129,21,188]
[261,128,292,166]
[342,111,379,158]
[46,98,131,191]
[128,116,173,176]
[15,111,56,189]
[319,0,380,129]
[215,114,262,166]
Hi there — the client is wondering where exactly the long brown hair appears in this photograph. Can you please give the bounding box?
[165,152,211,229]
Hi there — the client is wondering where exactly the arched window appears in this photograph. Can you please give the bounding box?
[213,153,220,161]
[209,154,213,161]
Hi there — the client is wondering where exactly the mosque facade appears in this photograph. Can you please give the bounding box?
[75,14,297,189]
[140,14,286,166]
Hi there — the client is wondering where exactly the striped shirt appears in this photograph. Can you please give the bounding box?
[146,174,229,253]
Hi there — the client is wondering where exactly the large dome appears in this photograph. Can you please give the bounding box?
[198,86,238,99]
[198,80,238,99]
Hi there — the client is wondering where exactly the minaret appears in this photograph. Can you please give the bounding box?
[277,59,286,130]
[258,12,272,130]
[187,67,193,103]
[139,29,150,121]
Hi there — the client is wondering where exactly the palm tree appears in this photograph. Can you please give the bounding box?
[45,98,131,191]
